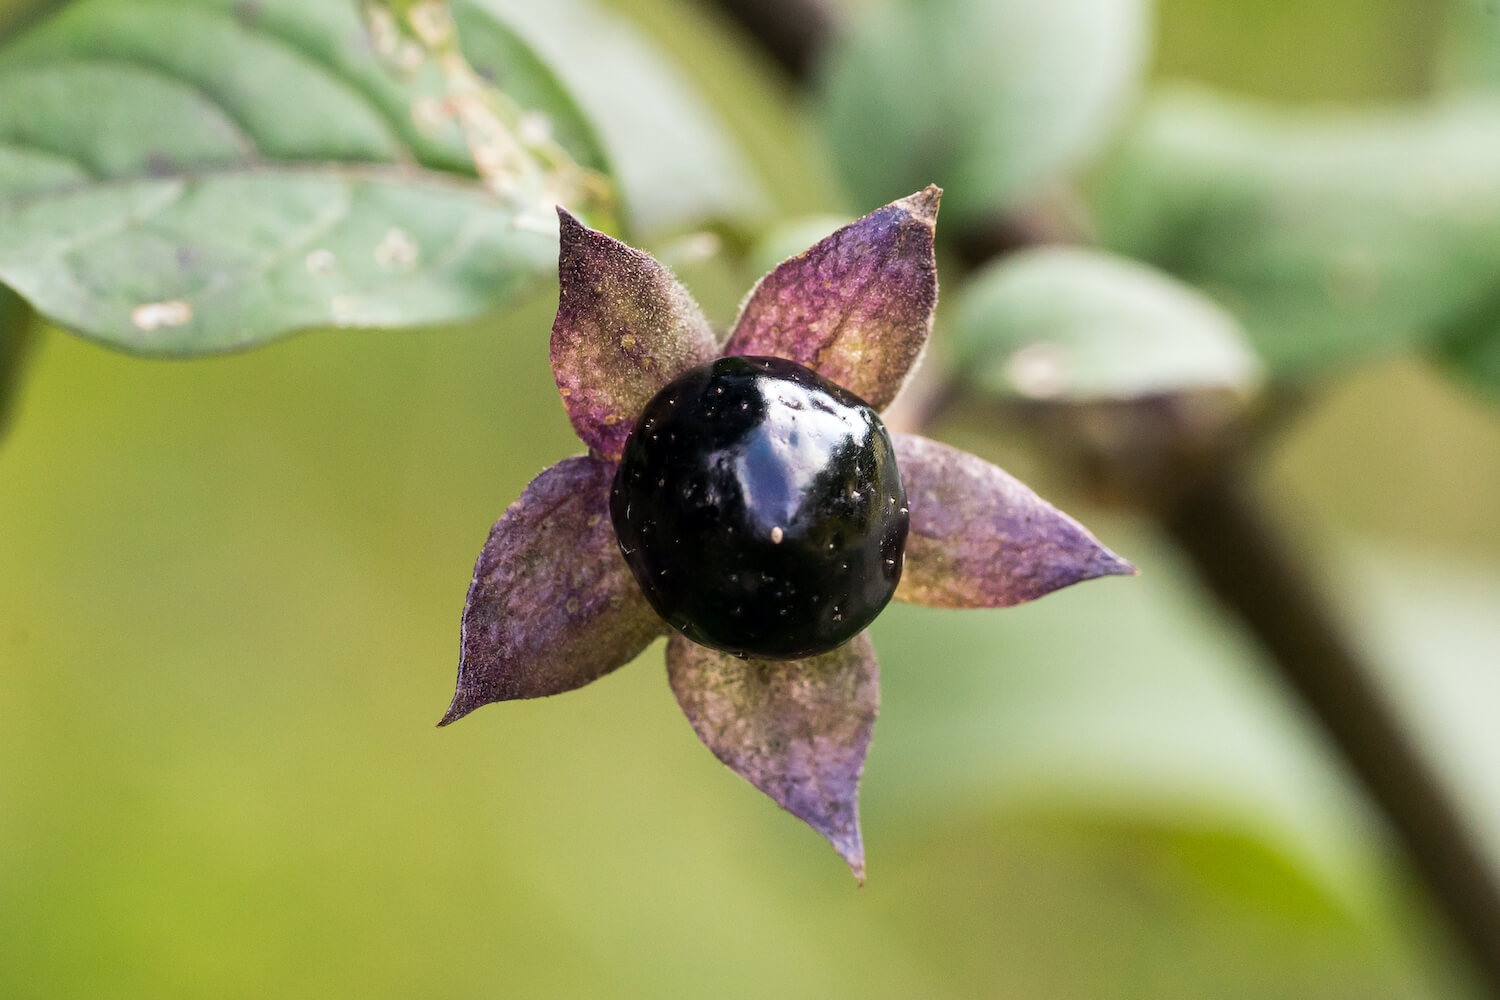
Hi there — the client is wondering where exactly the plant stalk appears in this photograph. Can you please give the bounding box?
[0,287,33,444]
[1161,466,1500,994]
[705,0,835,80]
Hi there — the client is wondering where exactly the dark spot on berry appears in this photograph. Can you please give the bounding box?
[610,356,907,659]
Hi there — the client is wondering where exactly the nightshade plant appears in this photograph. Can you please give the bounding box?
[440,187,1133,878]
[5,0,1500,990]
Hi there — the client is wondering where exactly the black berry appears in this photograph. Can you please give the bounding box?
[610,356,908,660]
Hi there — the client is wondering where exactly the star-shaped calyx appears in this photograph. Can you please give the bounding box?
[442,187,1134,882]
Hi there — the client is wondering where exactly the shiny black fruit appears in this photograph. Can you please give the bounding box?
[610,356,908,660]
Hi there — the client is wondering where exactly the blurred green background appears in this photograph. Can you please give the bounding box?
[4,0,1500,996]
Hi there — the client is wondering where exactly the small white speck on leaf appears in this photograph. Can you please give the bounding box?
[374,227,419,269]
[514,211,557,235]
[407,0,453,46]
[518,112,553,145]
[394,39,424,76]
[1006,342,1070,399]
[411,96,450,135]
[305,249,337,274]
[131,300,192,331]
[331,295,358,326]
[364,4,400,58]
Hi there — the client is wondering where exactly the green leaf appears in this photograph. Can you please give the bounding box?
[450,1,608,176]
[0,167,553,355]
[0,0,604,353]
[869,525,1380,903]
[1436,321,1500,402]
[818,0,1151,229]
[469,0,765,239]
[952,247,1263,401]
[1092,86,1500,374]
[1438,0,1500,92]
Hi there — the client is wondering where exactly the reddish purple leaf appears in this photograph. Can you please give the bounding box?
[551,209,719,462]
[893,433,1135,607]
[723,187,941,411]
[443,456,666,725]
[666,632,879,882]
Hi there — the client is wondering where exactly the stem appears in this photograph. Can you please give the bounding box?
[1162,468,1500,992]
[0,287,33,443]
[707,0,834,81]
[708,0,1500,992]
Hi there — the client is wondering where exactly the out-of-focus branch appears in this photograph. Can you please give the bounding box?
[701,0,835,81]
[1162,465,1500,994]
[709,0,1500,993]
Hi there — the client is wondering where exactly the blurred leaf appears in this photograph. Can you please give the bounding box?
[868,526,1380,903]
[1438,0,1500,92]
[818,0,1151,228]
[1436,322,1500,402]
[472,0,765,239]
[871,526,1500,992]
[0,0,604,353]
[745,214,851,277]
[1342,547,1500,883]
[952,246,1263,401]
[870,814,1454,1000]
[0,308,1479,1000]
[1092,86,1500,373]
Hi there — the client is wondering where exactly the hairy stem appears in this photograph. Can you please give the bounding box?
[709,0,1500,992]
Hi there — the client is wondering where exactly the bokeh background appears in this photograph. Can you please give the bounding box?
[3,0,1500,996]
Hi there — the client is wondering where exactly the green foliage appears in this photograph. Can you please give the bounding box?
[818,0,1150,228]
[0,328,1468,999]
[1438,0,1500,92]
[0,0,593,353]
[0,0,762,355]
[1092,86,1500,374]
[1436,322,1500,402]
[1431,0,1500,406]
[0,168,561,354]
[951,247,1262,402]
[2,0,1500,995]
[475,0,764,239]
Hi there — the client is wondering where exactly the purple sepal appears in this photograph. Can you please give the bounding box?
[723,187,941,411]
[551,209,719,461]
[442,456,666,725]
[666,632,879,882]
[893,433,1135,607]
